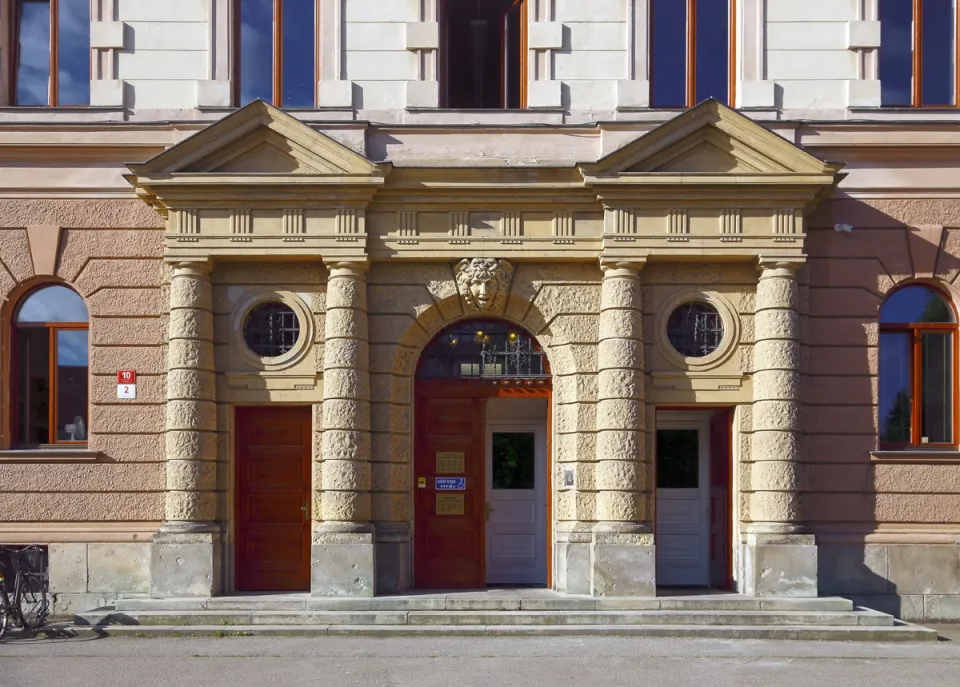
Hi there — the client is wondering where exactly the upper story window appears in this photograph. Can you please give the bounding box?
[879,0,958,106]
[12,0,91,106]
[879,285,957,448]
[650,0,734,108]
[440,0,526,109]
[235,0,317,107]
[12,285,89,446]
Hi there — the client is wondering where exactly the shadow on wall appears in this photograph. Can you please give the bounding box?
[804,195,960,620]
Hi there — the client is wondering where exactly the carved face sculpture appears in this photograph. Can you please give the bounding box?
[455,258,514,312]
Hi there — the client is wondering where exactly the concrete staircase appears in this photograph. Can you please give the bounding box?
[59,591,938,641]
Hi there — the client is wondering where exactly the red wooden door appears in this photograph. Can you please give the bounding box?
[236,406,312,591]
[414,395,486,589]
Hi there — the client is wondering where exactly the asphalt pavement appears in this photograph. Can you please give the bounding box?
[3,634,960,686]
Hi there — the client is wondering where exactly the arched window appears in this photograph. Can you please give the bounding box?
[417,320,549,381]
[12,285,89,445]
[879,285,957,448]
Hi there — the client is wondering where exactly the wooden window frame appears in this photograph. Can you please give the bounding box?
[879,285,959,450]
[232,0,321,108]
[438,0,528,110]
[650,0,737,108]
[906,0,960,107]
[8,0,89,107]
[10,288,89,448]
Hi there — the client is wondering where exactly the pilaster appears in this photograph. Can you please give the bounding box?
[313,261,375,597]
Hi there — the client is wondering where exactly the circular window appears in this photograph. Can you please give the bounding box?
[667,301,725,358]
[243,302,301,358]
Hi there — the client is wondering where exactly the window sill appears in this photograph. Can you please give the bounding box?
[870,449,960,464]
[0,448,101,463]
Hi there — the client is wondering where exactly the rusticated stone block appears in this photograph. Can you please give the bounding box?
[595,399,644,431]
[753,339,800,371]
[887,544,960,595]
[325,276,366,310]
[166,459,218,492]
[598,309,642,341]
[371,462,410,491]
[323,368,370,400]
[320,490,371,522]
[596,429,643,462]
[321,459,371,491]
[322,399,371,431]
[754,308,799,339]
[87,543,150,594]
[742,536,817,597]
[150,532,220,598]
[748,491,803,525]
[166,399,217,432]
[597,368,642,400]
[168,308,214,340]
[752,400,801,432]
[324,338,369,369]
[751,430,801,462]
[49,544,88,594]
[325,309,368,340]
[170,274,212,311]
[371,432,411,463]
[92,317,164,346]
[592,542,655,596]
[164,491,218,522]
[752,369,801,401]
[167,339,214,371]
[595,460,640,490]
[166,369,216,401]
[818,543,890,595]
[756,276,798,311]
[88,287,162,317]
[166,430,218,462]
[598,338,642,371]
[556,402,596,434]
[596,490,643,522]
[749,460,800,492]
[600,275,641,311]
[311,535,375,597]
[322,429,371,462]
[555,430,595,461]
[371,492,410,521]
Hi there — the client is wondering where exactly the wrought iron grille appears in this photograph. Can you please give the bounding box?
[667,302,724,358]
[417,320,550,380]
[243,302,300,357]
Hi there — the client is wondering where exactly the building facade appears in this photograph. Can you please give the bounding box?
[0,0,959,621]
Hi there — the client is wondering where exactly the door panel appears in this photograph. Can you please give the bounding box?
[486,425,546,585]
[415,396,486,589]
[656,422,710,586]
[236,406,312,592]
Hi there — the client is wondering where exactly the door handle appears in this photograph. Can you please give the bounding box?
[301,499,310,522]
[486,502,494,521]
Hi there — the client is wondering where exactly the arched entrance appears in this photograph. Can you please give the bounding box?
[413,319,552,590]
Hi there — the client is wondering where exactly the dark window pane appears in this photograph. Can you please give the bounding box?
[504,1,524,109]
[16,286,88,323]
[657,429,699,488]
[921,331,953,443]
[243,302,300,357]
[879,332,913,443]
[239,0,274,104]
[880,285,955,324]
[667,302,725,357]
[921,0,955,105]
[694,0,729,105]
[651,0,688,107]
[878,0,914,106]
[282,0,315,107]
[57,0,90,105]
[16,0,51,106]
[56,329,88,441]
[417,320,549,380]
[16,327,51,444]
[492,432,535,490]
[444,0,516,108]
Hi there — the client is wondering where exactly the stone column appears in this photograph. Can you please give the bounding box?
[313,261,375,596]
[744,258,817,597]
[591,259,654,596]
[151,261,220,598]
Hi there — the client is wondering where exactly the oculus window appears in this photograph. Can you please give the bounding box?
[235,0,317,107]
[243,301,301,358]
[13,0,91,106]
[879,0,959,106]
[667,302,725,358]
[12,285,89,445]
[879,285,957,447]
[651,0,734,108]
[440,0,526,108]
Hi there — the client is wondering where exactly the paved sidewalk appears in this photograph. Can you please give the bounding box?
[1,635,959,687]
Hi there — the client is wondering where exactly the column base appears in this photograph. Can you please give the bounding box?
[311,527,376,597]
[556,527,593,595]
[150,530,221,598]
[591,528,656,597]
[742,533,818,597]
[374,523,411,594]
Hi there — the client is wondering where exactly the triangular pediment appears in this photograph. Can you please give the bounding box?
[582,100,840,178]
[128,100,382,178]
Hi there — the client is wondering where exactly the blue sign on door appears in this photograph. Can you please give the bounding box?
[436,477,466,490]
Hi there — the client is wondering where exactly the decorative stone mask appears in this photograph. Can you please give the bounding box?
[455,258,514,312]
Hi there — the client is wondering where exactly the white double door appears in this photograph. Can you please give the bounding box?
[484,413,547,586]
[656,412,711,587]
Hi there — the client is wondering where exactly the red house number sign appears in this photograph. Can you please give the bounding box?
[117,370,137,399]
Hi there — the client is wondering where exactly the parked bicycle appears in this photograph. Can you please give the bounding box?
[0,545,49,640]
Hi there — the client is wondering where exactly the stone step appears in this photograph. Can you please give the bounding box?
[112,595,856,614]
[36,622,940,642]
[73,608,894,628]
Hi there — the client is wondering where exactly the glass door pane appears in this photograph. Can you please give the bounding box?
[492,432,535,489]
[656,429,699,489]
[56,329,88,441]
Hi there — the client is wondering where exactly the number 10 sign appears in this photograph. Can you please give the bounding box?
[117,370,137,399]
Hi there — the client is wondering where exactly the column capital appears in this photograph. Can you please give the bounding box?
[599,257,645,278]
[170,260,213,279]
[324,260,370,279]
[757,256,804,278]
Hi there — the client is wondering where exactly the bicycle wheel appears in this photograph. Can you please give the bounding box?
[0,605,8,641]
[16,574,48,630]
